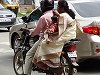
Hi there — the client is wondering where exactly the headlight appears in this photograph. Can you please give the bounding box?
[13,13,16,18]
[11,12,16,18]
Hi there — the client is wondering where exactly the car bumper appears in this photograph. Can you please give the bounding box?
[88,35,100,54]
[0,18,16,27]
[77,34,100,60]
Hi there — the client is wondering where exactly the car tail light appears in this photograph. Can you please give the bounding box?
[68,45,76,51]
[82,26,100,35]
[95,49,100,53]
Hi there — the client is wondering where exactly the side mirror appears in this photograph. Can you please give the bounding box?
[21,16,28,23]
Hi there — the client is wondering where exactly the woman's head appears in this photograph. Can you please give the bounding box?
[57,0,69,13]
[40,0,54,13]
[57,0,75,19]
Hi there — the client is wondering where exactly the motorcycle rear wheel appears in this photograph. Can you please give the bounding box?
[61,55,73,75]
[46,56,73,75]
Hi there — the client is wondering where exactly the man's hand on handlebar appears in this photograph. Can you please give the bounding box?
[20,28,30,32]
[20,28,35,36]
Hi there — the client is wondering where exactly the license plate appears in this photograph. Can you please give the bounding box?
[0,19,11,22]
[67,51,77,57]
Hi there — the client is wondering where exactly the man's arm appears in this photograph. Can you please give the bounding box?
[31,17,46,37]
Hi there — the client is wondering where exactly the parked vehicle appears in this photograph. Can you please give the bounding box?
[13,26,80,75]
[0,4,16,30]
[9,0,100,62]
[0,0,19,15]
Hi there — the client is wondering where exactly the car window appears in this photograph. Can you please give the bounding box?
[27,8,42,22]
[72,1,100,17]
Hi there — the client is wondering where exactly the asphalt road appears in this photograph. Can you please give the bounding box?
[0,28,100,75]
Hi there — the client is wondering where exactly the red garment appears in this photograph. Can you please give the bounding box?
[47,23,58,33]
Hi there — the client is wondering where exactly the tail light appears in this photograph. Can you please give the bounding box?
[95,49,100,53]
[68,45,76,51]
[82,26,100,35]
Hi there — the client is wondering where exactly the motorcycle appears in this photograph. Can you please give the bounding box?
[13,29,80,75]
[13,16,80,75]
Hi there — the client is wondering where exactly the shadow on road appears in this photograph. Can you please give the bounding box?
[77,58,100,73]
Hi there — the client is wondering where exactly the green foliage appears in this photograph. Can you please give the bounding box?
[17,7,32,17]
[17,12,26,17]
[26,8,32,13]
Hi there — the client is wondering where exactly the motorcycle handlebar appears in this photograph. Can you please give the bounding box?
[20,28,29,32]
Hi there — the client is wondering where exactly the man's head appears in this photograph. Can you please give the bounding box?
[40,0,54,13]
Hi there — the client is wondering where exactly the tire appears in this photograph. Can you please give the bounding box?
[12,34,21,53]
[61,55,73,75]
[46,55,73,75]
[13,49,24,75]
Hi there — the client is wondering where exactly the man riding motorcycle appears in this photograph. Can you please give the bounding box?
[23,0,55,75]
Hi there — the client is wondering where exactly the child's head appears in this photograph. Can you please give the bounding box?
[51,16,58,23]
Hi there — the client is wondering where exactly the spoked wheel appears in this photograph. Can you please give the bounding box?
[13,49,24,75]
[12,34,21,53]
[60,55,73,75]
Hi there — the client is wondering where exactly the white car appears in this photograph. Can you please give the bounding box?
[0,4,16,30]
[9,0,100,62]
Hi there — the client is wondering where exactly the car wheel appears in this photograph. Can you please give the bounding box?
[12,34,21,53]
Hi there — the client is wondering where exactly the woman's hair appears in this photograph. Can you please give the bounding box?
[58,0,75,19]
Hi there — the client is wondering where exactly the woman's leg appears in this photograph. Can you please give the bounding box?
[24,40,40,75]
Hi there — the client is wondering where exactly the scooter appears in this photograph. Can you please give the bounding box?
[13,28,80,75]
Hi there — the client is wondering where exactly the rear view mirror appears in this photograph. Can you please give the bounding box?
[21,16,28,23]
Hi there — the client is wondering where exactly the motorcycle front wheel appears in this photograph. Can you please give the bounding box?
[13,49,24,75]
